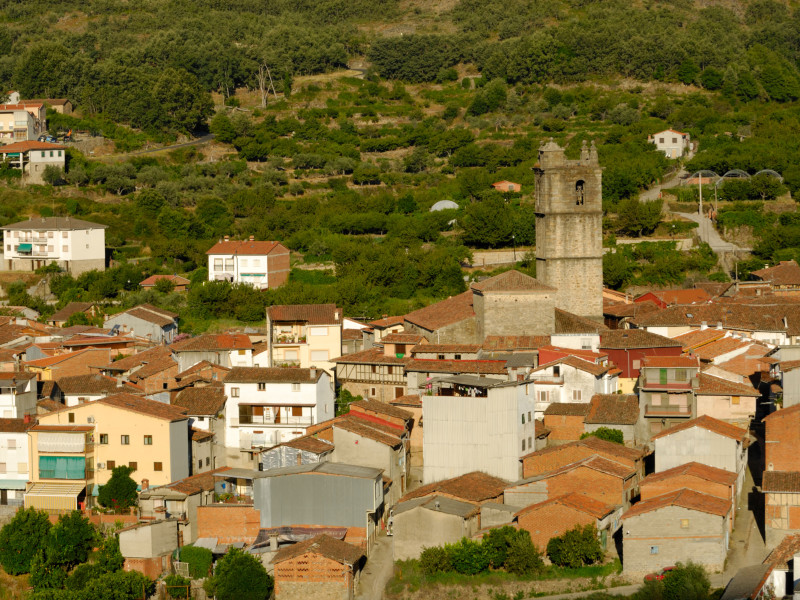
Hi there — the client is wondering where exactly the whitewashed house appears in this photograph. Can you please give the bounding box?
[422,376,537,483]
[647,129,691,159]
[1,216,106,274]
[0,418,33,506]
[0,372,38,418]
[206,237,290,290]
[528,356,619,419]
[223,366,334,454]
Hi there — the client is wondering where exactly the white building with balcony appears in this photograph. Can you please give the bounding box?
[206,237,290,290]
[1,216,106,275]
[528,356,619,419]
[266,304,343,376]
[222,367,334,464]
[0,418,34,506]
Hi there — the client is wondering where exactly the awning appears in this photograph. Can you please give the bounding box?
[16,243,32,251]
[24,482,84,511]
[0,479,27,490]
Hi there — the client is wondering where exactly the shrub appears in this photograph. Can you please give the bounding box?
[203,547,273,600]
[180,545,213,578]
[0,507,52,574]
[98,465,138,511]
[504,531,544,576]
[419,545,453,576]
[580,427,625,445]
[546,524,604,568]
[447,538,491,575]
[165,573,191,598]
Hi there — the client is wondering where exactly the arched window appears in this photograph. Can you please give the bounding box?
[575,180,585,205]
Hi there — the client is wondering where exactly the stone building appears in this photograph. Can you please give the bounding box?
[534,140,603,320]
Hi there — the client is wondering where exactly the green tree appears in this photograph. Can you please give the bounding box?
[180,545,214,578]
[0,507,52,574]
[42,165,64,186]
[203,547,273,600]
[154,278,176,294]
[546,524,604,568]
[446,538,491,575]
[677,59,699,85]
[504,531,544,576]
[616,197,662,237]
[153,68,214,133]
[581,427,625,445]
[165,573,191,598]
[98,465,138,511]
[419,545,453,576]
[29,550,67,590]
[460,197,513,248]
[337,388,363,416]
[45,511,97,569]
[661,561,711,600]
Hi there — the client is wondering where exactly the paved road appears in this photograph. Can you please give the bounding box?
[639,167,686,202]
[356,531,394,600]
[675,212,749,253]
[127,133,215,156]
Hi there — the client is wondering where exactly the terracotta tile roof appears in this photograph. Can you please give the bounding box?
[538,346,608,362]
[163,467,232,495]
[534,356,611,377]
[765,533,800,569]
[331,348,409,365]
[515,492,616,520]
[22,98,69,106]
[56,374,119,395]
[389,394,422,408]
[522,436,646,463]
[172,384,226,416]
[206,240,286,256]
[695,373,760,397]
[139,274,191,287]
[762,471,800,493]
[471,270,555,293]
[32,424,94,432]
[763,403,800,424]
[672,328,727,349]
[633,303,787,332]
[642,462,737,487]
[49,302,95,323]
[0,418,35,433]
[481,335,551,351]
[0,141,65,153]
[621,488,731,519]
[585,394,639,425]
[99,346,172,372]
[692,337,753,361]
[120,307,176,327]
[268,304,341,325]
[544,403,591,417]
[128,357,177,381]
[752,261,800,286]
[641,355,700,368]
[25,348,106,368]
[349,399,413,421]
[600,329,681,349]
[1,216,107,231]
[175,360,230,379]
[395,494,481,519]
[650,415,748,441]
[271,534,364,566]
[535,419,550,438]
[58,325,110,337]
[138,304,179,319]
[368,315,405,328]
[98,392,188,422]
[405,358,507,375]
[332,414,404,447]
[555,309,608,334]
[282,435,334,454]
[780,360,800,372]
[191,428,214,442]
[381,333,425,344]
[410,344,480,354]
[640,289,712,305]
[171,334,252,352]
[342,329,363,341]
[401,471,509,503]
[403,291,474,331]
[224,367,321,384]
[524,455,635,482]
[0,324,29,346]
[602,300,661,319]
[36,399,62,413]
[0,371,37,381]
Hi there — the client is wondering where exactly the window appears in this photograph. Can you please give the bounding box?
[129,461,137,471]
[528,436,532,448]
[240,258,248,268]
[658,138,664,144]
[58,151,62,157]
[68,412,75,423]
[47,231,53,238]
[538,390,549,402]
[437,354,445,360]
[675,369,687,381]
[143,435,152,445]
[387,366,393,375]
[6,439,14,450]
[371,365,377,374]
[291,383,300,392]
[47,245,53,252]
[121,435,130,445]
[62,245,68,252]
[292,406,302,417]
[154,462,162,471]
[107,460,115,469]
[553,366,560,377]
[284,350,298,360]
[732,396,741,405]
[680,519,689,529]
[231,387,240,398]
[310,327,327,336]
[238,349,246,355]
[214,258,223,271]
[310,350,328,361]
[62,232,68,238]
[521,439,526,451]
[99,434,108,445]
[224,259,234,271]
[572,390,582,401]
[205,457,210,466]
[257,383,266,391]
[581,338,592,350]
[49,151,53,157]
[38,456,85,479]
[522,414,526,424]
[650,546,659,554]
[40,151,45,158]
[198,460,202,470]
[454,354,461,360]
[672,137,678,144]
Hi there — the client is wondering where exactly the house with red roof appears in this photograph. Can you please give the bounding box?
[634,287,711,309]
[267,304,343,376]
[647,129,691,158]
[171,333,253,371]
[139,274,190,292]
[638,355,701,435]
[206,235,289,290]
[528,354,619,418]
[0,140,65,184]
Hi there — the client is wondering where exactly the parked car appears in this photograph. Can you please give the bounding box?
[644,566,676,582]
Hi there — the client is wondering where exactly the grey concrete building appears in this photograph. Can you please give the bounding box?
[392,495,481,560]
[534,140,603,320]
[104,304,179,343]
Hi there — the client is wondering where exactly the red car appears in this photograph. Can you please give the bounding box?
[644,566,676,582]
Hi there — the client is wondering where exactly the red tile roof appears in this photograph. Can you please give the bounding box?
[268,304,341,325]
[602,300,661,319]
[585,394,639,425]
[381,333,426,344]
[641,355,700,368]
[119,306,176,327]
[191,428,214,442]
[224,367,322,384]
[405,358,507,375]
[555,308,608,334]
[522,436,646,463]
[534,356,611,377]
[672,328,727,349]
[271,534,364,566]
[762,471,800,493]
[349,399,413,421]
[403,291,474,331]
[163,467,232,495]
[206,240,287,256]
[600,329,681,350]
[172,384,226,416]
[633,303,788,332]
[752,261,800,286]
[763,403,800,423]
[692,337,753,361]
[139,274,191,287]
[781,359,800,372]
[389,394,422,408]
[0,140,64,152]
[765,533,800,569]
[331,414,404,447]
[638,289,712,305]
[410,344,480,354]
[642,462,737,487]
[172,334,252,352]
[49,302,96,323]
[471,270,555,293]
[331,348,408,366]
[282,435,334,454]
[621,488,731,519]
[128,356,177,381]
[368,315,405,329]
[0,418,35,433]
[695,373,760,397]
[25,348,105,368]
[97,392,188,422]
[400,471,508,503]
[514,492,616,520]
[650,415,748,441]
[99,346,172,372]
[544,403,590,417]
[56,374,119,395]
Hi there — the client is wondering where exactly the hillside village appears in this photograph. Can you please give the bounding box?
[0,139,799,599]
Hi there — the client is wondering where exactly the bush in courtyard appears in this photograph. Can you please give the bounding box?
[180,545,213,578]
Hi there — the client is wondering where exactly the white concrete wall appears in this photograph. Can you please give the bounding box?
[0,431,29,499]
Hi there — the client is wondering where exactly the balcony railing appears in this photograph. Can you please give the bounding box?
[230,416,314,427]
[645,404,691,416]
[272,335,307,345]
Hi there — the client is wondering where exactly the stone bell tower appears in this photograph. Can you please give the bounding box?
[533,139,603,320]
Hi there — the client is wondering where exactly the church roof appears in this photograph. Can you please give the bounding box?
[471,270,555,293]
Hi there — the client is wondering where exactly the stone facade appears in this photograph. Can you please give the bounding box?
[473,290,555,339]
[274,553,357,600]
[534,140,603,320]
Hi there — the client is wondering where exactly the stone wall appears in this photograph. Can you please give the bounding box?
[475,291,555,339]
[274,553,354,600]
[2,257,105,276]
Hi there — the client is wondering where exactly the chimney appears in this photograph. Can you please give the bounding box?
[249,235,254,241]
[716,321,723,330]
[309,367,317,380]
[700,321,707,330]
[270,535,279,552]
[23,414,31,424]
[334,310,340,321]
[141,478,149,491]
[434,500,440,510]
[224,235,230,242]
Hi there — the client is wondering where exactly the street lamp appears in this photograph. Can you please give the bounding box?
[512,234,516,262]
